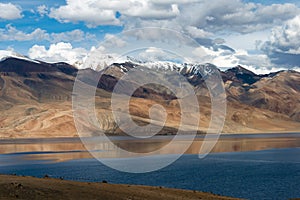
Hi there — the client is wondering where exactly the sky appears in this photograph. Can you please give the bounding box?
[1,0,300,74]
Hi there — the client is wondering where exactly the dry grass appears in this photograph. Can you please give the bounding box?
[0,175,241,200]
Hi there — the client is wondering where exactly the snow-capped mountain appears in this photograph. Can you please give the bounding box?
[0,50,273,88]
[77,53,120,70]
[0,50,40,64]
[104,57,220,86]
[0,50,198,72]
[0,50,300,137]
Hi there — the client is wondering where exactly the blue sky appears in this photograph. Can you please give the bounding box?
[0,0,123,53]
[1,0,300,73]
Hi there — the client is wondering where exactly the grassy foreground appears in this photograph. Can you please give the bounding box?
[0,175,240,200]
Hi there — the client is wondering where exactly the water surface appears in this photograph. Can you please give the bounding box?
[0,148,299,200]
[0,133,299,200]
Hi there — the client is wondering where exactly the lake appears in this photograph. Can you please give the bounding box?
[0,133,299,200]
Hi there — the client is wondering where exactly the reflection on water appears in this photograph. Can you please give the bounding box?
[0,133,299,163]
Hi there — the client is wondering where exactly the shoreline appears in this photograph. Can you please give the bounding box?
[0,174,240,200]
[0,132,299,143]
[0,134,298,160]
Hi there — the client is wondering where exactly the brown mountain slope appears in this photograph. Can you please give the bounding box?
[239,71,300,121]
[0,58,299,138]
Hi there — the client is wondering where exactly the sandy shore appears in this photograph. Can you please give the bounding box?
[0,175,240,200]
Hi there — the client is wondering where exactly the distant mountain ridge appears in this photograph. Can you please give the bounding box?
[0,54,299,138]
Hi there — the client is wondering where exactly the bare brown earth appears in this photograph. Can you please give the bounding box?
[1,93,299,138]
[0,175,240,200]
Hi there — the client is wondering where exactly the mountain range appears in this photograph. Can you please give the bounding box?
[0,52,299,138]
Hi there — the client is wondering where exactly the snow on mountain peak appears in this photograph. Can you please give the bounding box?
[0,50,40,63]
[0,49,217,78]
[80,53,127,71]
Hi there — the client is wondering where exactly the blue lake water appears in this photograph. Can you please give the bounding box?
[0,147,299,200]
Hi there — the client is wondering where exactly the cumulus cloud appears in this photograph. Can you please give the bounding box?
[0,25,95,43]
[178,1,300,34]
[0,3,22,20]
[184,26,213,39]
[137,47,180,62]
[0,25,49,41]
[264,15,300,54]
[49,0,122,27]
[48,0,187,27]
[96,0,300,52]
[29,43,121,70]
[130,44,275,74]
[46,0,300,60]
[51,29,95,43]
[120,27,198,49]
[37,5,48,17]
[122,2,180,20]
[192,46,237,67]
[190,45,275,74]
[103,34,127,48]
[262,15,300,67]
[235,53,270,68]
[28,42,89,65]
[47,0,299,35]
[150,0,200,5]
[2,0,299,74]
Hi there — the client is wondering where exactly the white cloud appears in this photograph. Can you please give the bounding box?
[264,15,300,54]
[29,43,120,70]
[221,31,270,51]
[0,3,22,20]
[111,0,300,55]
[235,53,272,72]
[150,0,200,5]
[0,25,95,43]
[48,0,186,27]
[28,42,89,65]
[0,25,49,41]
[5,0,299,73]
[49,0,121,27]
[51,29,95,43]
[122,2,180,20]
[37,5,48,17]
[179,1,300,34]
[103,34,127,48]
[184,26,212,39]
[47,0,300,56]
[157,1,298,33]
[137,47,180,62]
[121,27,196,48]
[191,45,274,74]
[262,15,300,67]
